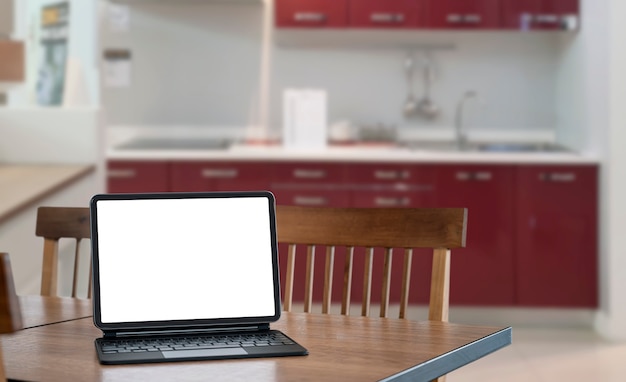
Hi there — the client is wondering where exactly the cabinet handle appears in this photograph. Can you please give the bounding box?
[446,13,463,24]
[293,169,326,179]
[533,14,560,25]
[447,13,482,24]
[293,196,327,206]
[374,197,410,207]
[201,168,238,179]
[463,14,482,24]
[374,170,410,180]
[108,169,137,179]
[455,171,492,181]
[370,13,405,24]
[539,172,576,182]
[294,12,326,23]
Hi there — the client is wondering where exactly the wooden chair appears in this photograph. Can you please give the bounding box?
[35,207,91,298]
[276,206,467,322]
[0,252,23,381]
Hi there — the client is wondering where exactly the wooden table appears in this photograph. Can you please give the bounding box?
[18,295,92,328]
[3,297,511,381]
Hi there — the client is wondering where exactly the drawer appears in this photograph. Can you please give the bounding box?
[273,163,347,183]
[171,161,272,192]
[107,161,169,193]
[272,189,350,207]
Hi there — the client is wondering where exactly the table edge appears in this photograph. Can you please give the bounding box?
[380,326,513,382]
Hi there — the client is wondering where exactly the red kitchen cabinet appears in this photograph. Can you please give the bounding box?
[271,162,350,207]
[501,0,579,30]
[427,0,501,29]
[434,165,516,305]
[107,161,170,193]
[349,0,427,29]
[170,161,272,192]
[515,165,598,307]
[348,163,437,208]
[275,0,349,28]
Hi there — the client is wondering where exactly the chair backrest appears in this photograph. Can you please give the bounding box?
[0,252,23,381]
[276,206,467,321]
[35,207,91,298]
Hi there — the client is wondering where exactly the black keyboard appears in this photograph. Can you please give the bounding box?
[99,331,296,354]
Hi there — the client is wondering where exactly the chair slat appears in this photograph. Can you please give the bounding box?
[71,238,82,298]
[380,248,393,318]
[283,244,297,312]
[304,246,315,313]
[399,249,413,319]
[361,247,373,317]
[428,248,451,322]
[40,238,59,297]
[322,246,335,314]
[341,246,354,316]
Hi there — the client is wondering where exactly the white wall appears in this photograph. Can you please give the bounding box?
[594,0,626,340]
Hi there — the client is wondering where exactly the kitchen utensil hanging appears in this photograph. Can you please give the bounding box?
[415,52,440,120]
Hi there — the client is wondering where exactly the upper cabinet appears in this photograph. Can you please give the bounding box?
[501,0,579,30]
[275,0,349,28]
[350,0,427,29]
[428,0,501,29]
[275,0,580,31]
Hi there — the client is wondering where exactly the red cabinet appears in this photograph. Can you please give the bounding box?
[107,161,170,193]
[427,0,501,29]
[501,0,579,30]
[275,0,349,28]
[515,165,598,307]
[170,161,272,192]
[349,0,426,29]
[434,165,516,305]
[348,163,437,208]
[271,162,349,207]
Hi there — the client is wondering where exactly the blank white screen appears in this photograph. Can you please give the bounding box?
[95,196,277,324]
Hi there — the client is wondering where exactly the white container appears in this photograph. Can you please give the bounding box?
[282,89,327,149]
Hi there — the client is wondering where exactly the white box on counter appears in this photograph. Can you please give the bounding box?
[282,88,327,149]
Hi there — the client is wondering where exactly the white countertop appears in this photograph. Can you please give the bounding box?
[106,143,598,165]
[104,126,600,165]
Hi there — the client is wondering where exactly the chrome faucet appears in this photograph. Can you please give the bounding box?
[455,91,478,150]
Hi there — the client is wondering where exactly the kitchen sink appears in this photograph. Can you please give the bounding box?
[115,137,233,151]
[399,140,572,153]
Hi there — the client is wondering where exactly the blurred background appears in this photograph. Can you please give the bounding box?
[1,0,625,360]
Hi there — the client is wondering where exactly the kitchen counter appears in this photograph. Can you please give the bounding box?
[0,164,95,224]
[106,143,599,165]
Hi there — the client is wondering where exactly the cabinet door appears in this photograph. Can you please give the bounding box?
[501,0,579,30]
[271,162,348,207]
[428,0,501,29]
[515,165,597,307]
[107,161,170,193]
[349,163,437,208]
[434,165,516,305]
[275,0,349,28]
[170,162,272,192]
[350,0,426,28]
